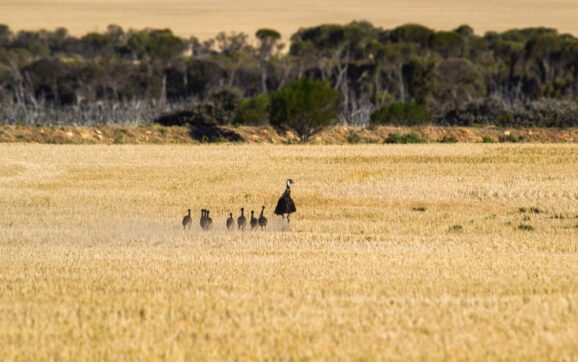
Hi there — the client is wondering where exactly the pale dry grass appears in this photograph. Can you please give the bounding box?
[1,0,578,39]
[0,143,577,360]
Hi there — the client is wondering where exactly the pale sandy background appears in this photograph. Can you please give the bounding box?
[0,0,576,39]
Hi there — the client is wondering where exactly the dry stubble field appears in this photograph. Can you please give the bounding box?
[0,143,577,360]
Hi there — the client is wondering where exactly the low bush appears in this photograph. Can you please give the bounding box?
[346,132,362,144]
[236,94,270,125]
[384,132,428,144]
[440,98,578,128]
[438,134,458,143]
[370,102,431,126]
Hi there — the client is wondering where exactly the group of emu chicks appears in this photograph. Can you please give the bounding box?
[182,207,269,231]
[181,179,297,232]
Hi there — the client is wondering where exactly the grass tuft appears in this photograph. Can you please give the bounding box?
[518,223,534,231]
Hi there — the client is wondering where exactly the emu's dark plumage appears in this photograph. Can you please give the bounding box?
[182,209,192,229]
[258,206,268,230]
[237,208,247,230]
[205,210,213,230]
[250,210,258,231]
[226,213,234,230]
[200,209,207,229]
[275,180,296,218]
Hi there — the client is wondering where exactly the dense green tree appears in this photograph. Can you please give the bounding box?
[270,79,339,141]
[81,32,113,57]
[430,31,464,58]
[390,24,434,48]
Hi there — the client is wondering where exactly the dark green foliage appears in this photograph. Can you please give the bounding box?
[207,87,242,125]
[499,134,524,143]
[412,207,427,212]
[430,31,464,58]
[370,102,430,126]
[256,29,281,41]
[1,22,578,128]
[127,29,186,61]
[390,24,434,47]
[384,132,428,144]
[270,79,339,142]
[236,94,270,125]
[443,98,578,128]
[346,132,362,144]
[482,136,494,143]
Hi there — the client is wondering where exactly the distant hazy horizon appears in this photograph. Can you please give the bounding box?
[1,0,577,39]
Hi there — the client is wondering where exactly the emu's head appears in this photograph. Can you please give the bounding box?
[286,179,294,188]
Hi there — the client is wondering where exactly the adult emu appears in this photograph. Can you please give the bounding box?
[274,179,296,222]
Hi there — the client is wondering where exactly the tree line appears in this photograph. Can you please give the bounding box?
[0,22,577,137]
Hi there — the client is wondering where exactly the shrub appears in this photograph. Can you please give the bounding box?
[370,102,431,126]
[412,206,427,212]
[482,135,494,143]
[270,79,339,142]
[499,134,524,143]
[154,87,242,127]
[206,87,242,125]
[236,94,270,125]
[384,132,428,144]
[438,134,458,143]
[441,98,578,128]
[346,132,362,144]
[155,105,219,127]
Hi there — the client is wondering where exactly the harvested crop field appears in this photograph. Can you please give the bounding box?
[0,143,577,359]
